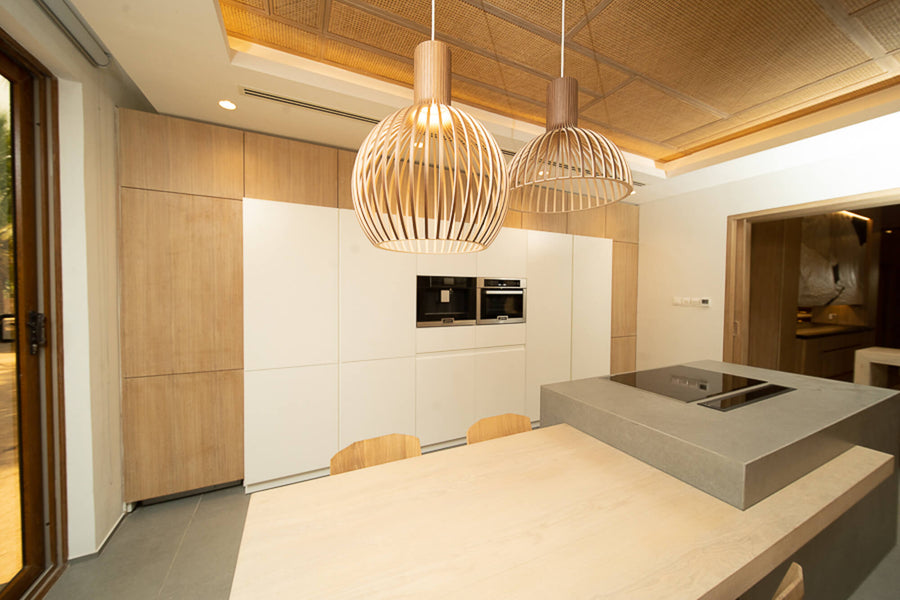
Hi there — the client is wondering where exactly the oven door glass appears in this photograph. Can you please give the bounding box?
[479,289,525,322]
[416,277,476,326]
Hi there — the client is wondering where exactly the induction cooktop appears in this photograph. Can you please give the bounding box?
[608,365,767,403]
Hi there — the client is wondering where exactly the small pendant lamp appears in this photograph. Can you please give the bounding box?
[351,2,509,253]
[508,0,633,213]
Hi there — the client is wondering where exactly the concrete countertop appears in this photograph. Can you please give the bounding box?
[541,360,899,509]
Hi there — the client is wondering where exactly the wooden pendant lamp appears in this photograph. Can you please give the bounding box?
[351,3,509,253]
[507,0,633,213]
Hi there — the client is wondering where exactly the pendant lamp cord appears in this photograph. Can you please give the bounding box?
[560,0,565,77]
[431,0,435,40]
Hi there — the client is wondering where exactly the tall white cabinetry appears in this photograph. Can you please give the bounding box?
[243,206,613,490]
[524,230,574,419]
[571,236,613,380]
[243,199,340,488]
[338,210,417,448]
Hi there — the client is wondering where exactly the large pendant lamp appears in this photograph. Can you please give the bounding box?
[351,2,509,253]
[508,0,633,213]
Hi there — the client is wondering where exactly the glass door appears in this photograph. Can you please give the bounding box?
[0,42,45,598]
[0,66,21,596]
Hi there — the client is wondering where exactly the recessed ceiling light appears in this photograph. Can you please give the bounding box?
[218,100,237,111]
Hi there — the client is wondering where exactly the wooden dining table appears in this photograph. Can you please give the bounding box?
[229,424,893,599]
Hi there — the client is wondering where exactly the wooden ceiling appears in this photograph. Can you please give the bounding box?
[218,0,900,165]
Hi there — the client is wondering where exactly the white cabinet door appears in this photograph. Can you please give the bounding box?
[417,250,476,277]
[339,357,416,448]
[476,227,527,278]
[244,364,339,486]
[339,210,416,362]
[243,199,338,370]
[474,346,526,420]
[572,236,613,379]
[415,351,476,446]
[525,230,573,420]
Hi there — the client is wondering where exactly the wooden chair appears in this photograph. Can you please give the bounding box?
[772,562,804,600]
[329,433,421,475]
[466,413,532,445]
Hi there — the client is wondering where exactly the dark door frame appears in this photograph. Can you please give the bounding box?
[0,26,67,600]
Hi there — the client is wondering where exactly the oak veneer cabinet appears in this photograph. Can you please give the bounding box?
[610,335,637,374]
[244,132,338,207]
[122,370,243,502]
[611,241,638,337]
[120,188,243,378]
[118,108,243,200]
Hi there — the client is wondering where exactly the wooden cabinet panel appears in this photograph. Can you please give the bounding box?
[244,132,338,207]
[567,206,606,238]
[572,236,613,379]
[605,202,640,243]
[123,370,243,502]
[748,219,801,371]
[522,212,568,234]
[611,336,637,374]
[337,149,356,210]
[119,109,243,199]
[611,242,638,338]
[120,189,242,378]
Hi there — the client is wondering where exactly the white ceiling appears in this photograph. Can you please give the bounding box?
[67,0,900,204]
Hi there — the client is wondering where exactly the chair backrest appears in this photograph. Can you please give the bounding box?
[329,433,422,475]
[466,413,532,445]
[772,562,804,600]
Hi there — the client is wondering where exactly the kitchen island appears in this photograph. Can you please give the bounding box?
[541,360,899,599]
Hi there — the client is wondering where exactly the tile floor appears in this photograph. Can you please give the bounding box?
[46,479,899,600]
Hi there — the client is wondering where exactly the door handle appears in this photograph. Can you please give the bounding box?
[0,314,14,343]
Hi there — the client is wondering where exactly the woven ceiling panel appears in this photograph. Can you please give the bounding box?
[221,3,320,57]
[583,79,721,143]
[328,2,426,59]
[840,0,882,13]
[579,117,676,159]
[664,62,889,148]
[271,0,322,28]
[451,78,544,124]
[574,0,870,114]
[218,0,900,164]
[562,49,631,94]
[857,0,900,52]
[225,0,266,10]
[323,39,414,85]
[485,0,605,34]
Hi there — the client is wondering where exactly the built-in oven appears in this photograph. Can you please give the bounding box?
[416,276,477,327]
[477,278,526,324]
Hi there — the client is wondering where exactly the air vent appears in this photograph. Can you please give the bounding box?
[243,87,646,187]
[243,88,381,125]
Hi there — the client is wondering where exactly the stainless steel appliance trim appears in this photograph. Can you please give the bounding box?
[476,277,527,325]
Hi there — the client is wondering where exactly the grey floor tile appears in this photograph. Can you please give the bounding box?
[47,495,201,600]
[157,487,250,600]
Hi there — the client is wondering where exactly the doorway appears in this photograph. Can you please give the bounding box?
[0,27,66,600]
[723,190,900,378]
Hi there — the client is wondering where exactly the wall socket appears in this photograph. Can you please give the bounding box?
[672,296,711,307]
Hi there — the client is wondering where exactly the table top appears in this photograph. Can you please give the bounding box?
[229,424,892,600]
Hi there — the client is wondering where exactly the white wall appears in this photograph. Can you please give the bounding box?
[0,0,150,557]
[637,111,900,370]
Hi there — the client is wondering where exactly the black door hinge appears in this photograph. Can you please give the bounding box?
[27,311,47,355]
